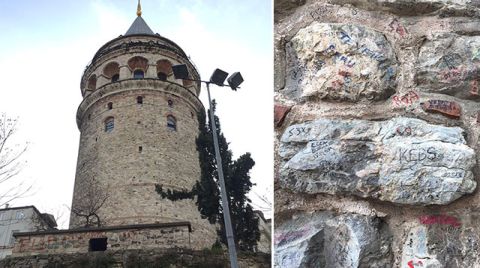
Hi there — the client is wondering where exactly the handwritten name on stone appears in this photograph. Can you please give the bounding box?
[279,117,476,205]
[421,100,461,118]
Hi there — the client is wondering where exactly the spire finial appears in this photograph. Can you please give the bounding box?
[137,0,142,16]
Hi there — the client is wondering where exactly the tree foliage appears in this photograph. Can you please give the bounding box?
[157,102,260,251]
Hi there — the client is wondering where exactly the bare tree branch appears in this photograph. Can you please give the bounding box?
[70,176,109,227]
[0,114,30,208]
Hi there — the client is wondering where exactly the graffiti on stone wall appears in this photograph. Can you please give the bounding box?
[392,91,419,106]
[421,99,461,118]
[419,215,461,227]
[396,147,439,163]
[309,6,329,20]
[287,126,311,137]
[396,126,412,136]
[321,44,356,68]
[337,31,387,62]
[471,80,479,96]
[407,260,424,268]
[388,19,407,38]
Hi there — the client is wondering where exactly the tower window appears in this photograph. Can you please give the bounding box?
[134,70,144,79]
[107,102,113,110]
[137,96,143,104]
[167,99,173,107]
[157,72,167,81]
[87,75,97,90]
[105,117,114,132]
[103,62,120,82]
[139,146,143,152]
[167,115,177,131]
[89,238,107,252]
[111,74,119,82]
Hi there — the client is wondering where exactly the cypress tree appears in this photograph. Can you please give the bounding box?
[198,102,260,251]
[156,101,260,251]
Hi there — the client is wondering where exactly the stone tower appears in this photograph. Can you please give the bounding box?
[69,3,216,248]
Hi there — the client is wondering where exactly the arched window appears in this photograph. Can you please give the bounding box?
[137,96,143,104]
[87,75,97,90]
[111,74,119,82]
[167,115,176,131]
[105,117,114,132]
[103,62,120,83]
[128,56,148,71]
[157,72,167,81]
[107,102,113,110]
[156,59,172,81]
[134,70,144,79]
[167,99,173,107]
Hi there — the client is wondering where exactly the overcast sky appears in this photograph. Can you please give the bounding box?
[0,0,272,228]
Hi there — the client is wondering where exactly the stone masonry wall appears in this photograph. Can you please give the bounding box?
[1,248,271,268]
[275,1,480,267]
[11,224,190,257]
[70,35,217,250]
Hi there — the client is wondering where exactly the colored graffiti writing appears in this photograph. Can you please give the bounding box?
[441,54,461,70]
[275,229,309,247]
[396,126,412,136]
[321,44,356,68]
[408,260,424,268]
[309,7,329,20]
[388,19,407,38]
[439,67,466,82]
[471,80,478,96]
[331,70,353,90]
[337,31,387,61]
[421,99,461,118]
[392,91,419,106]
[419,215,461,227]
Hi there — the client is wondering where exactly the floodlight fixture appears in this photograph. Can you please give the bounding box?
[172,64,189,80]
[227,72,243,91]
[209,68,229,86]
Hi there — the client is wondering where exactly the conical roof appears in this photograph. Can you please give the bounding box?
[125,16,154,36]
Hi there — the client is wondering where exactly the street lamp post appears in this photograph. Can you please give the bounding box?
[172,65,244,268]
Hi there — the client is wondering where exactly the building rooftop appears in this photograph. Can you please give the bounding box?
[125,15,154,36]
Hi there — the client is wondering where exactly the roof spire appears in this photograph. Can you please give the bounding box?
[137,0,142,17]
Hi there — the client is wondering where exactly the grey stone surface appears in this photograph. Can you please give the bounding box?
[330,0,480,16]
[401,215,480,267]
[416,33,480,100]
[283,22,397,102]
[274,212,392,268]
[279,117,476,205]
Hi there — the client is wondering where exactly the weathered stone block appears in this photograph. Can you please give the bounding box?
[274,104,292,127]
[421,99,462,118]
[283,22,397,102]
[279,117,476,205]
[402,215,480,267]
[330,0,480,16]
[416,33,480,100]
[275,212,392,268]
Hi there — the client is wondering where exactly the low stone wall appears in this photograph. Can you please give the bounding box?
[0,248,271,268]
[11,222,191,257]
